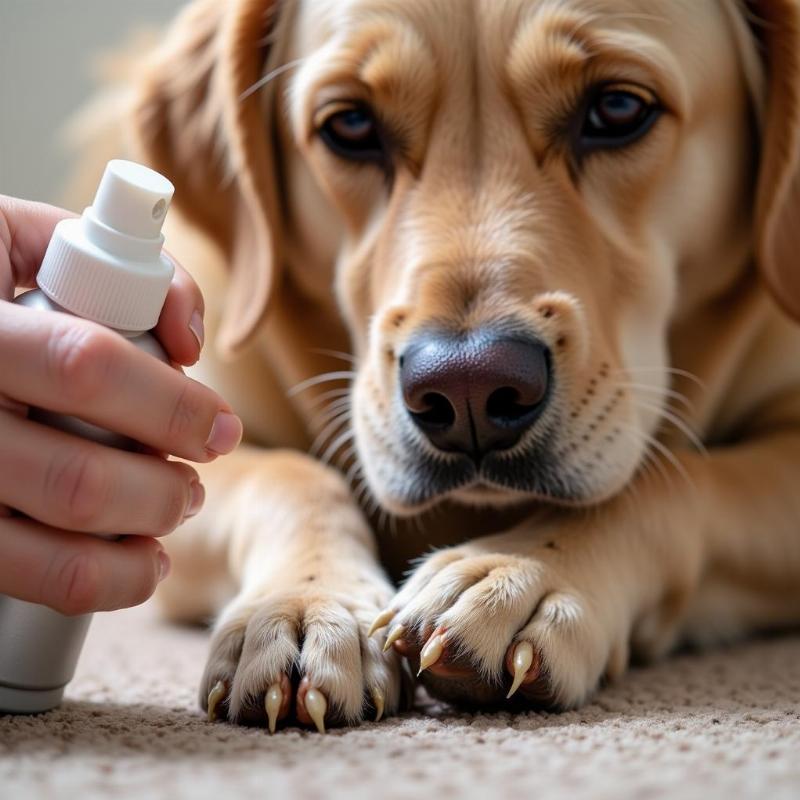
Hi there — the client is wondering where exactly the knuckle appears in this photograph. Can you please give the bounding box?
[46,447,110,529]
[53,552,103,615]
[48,323,118,404]
[165,381,206,443]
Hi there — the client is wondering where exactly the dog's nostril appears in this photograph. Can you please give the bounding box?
[412,392,456,430]
[486,386,539,425]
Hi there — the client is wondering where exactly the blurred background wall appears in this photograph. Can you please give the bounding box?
[1,0,185,205]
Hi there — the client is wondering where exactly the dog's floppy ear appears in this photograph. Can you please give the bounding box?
[130,0,288,355]
[744,0,800,320]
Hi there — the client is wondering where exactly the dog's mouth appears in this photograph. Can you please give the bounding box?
[367,423,595,515]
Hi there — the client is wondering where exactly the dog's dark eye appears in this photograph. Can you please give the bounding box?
[318,105,386,164]
[579,84,660,152]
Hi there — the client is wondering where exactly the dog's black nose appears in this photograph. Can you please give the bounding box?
[400,330,550,458]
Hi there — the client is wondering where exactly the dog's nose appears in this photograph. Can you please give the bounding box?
[400,331,550,458]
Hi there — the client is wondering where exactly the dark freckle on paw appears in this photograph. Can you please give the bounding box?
[556,336,567,348]
[589,424,596,431]
[580,398,588,406]
[616,388,624,397]
[545,541,558,550]
[598,415,605,422]
[305,575,317,582]
[589,378,597,386]
[582,434,590,442]
[587,388,595,396]
[570,411,578,419]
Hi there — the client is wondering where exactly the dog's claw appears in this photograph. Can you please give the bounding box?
[371,687,385,722]
[417,633,444,675]
[383,623,406,652]
[305,688,328,734]
[207,680,226,722]
[506,641,534,699]
[368,608,395,637]
[265,683,282,734]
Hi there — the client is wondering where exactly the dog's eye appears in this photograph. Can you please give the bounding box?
[318,105,386,164]
[579,83,660,152]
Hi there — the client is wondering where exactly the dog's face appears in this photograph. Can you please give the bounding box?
[277,0,755,514]
[135,0,800,517]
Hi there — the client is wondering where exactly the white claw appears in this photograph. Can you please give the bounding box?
[383,623,406,652]
[207,680,226,722]
[265,683,282,734]
[368,609,395,638]
[371,687,385,723]
[417,634,444,675]
[305,688,328,734]
[506,641,534,699]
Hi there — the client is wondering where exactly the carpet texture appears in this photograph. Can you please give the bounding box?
[1,601,799,800]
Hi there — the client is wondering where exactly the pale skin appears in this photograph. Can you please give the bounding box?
[0,195,243,615]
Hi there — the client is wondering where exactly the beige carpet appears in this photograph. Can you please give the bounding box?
[1,601,799,800]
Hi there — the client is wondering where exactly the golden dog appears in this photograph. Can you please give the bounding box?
[92,0,800,731]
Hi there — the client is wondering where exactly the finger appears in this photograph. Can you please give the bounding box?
[0,410,204,535]
[0,196,75,299]
[0,517,170,615]
[153,254,205,367]
[0,302,242,460]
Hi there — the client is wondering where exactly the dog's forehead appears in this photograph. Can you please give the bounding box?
[289,0,739,112]
[293,0,727,55]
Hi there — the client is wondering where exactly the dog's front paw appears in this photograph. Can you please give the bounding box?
[373,546,628,709]
[200,587,406,732]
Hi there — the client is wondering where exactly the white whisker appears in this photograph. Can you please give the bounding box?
[310,397,351,432]
[288,370,355,398]
[306,387,351,411]
[308,348,357,365]
[239,58,306,101]
[321,429,355,466]
[612,366,706,391]
[629,398,707,455]
[310,411,351,457]
[617,421,691,489]
[615,382,694,411]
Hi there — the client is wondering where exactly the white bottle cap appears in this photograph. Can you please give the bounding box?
[36,160,175,331]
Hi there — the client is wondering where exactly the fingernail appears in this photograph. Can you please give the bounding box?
[205,412,243,455]
[189,310,205,350]
[157,549,171,582]
[184,480,205,520]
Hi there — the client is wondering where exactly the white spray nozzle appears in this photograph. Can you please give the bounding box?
[37,160,176,332]
[92,159,173,240]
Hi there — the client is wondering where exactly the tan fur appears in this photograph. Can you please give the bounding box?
[82,0,800,723]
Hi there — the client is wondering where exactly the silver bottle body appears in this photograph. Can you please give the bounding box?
[0,289,167,713]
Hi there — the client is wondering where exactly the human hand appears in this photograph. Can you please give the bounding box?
[0,195,242,614]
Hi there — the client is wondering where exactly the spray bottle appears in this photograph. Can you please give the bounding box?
[0,159,175,713]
